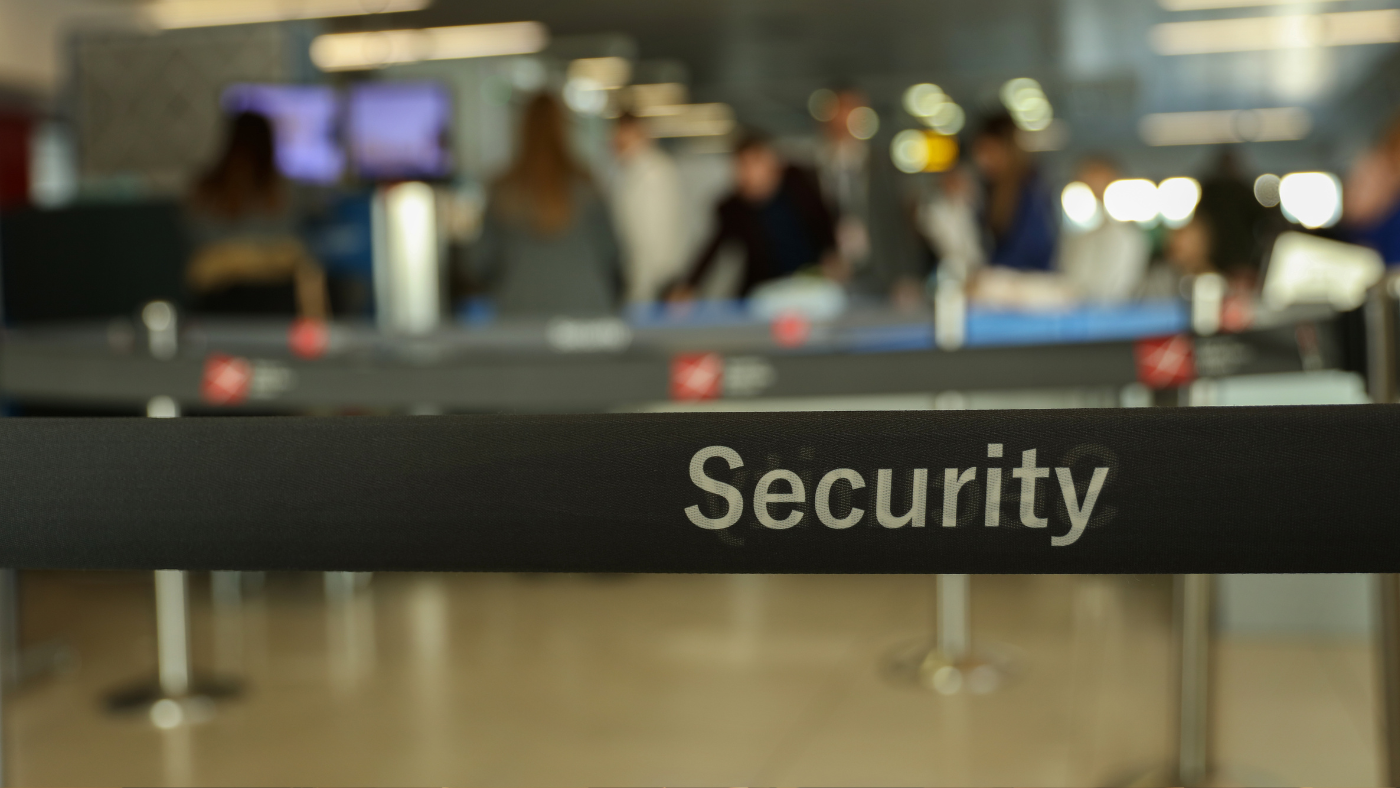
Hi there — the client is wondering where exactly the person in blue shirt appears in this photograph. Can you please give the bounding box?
[971,114,1057,272]
[1343,116,1400,266]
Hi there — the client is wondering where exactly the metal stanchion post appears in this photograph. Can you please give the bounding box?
[154,570,190,698]
[884,573,1010,695]
[105,307,241,723]
[938,573,970,664]
[1368,275,1400,784]
[1378,575,1400,786]
[1175,573,1214,785]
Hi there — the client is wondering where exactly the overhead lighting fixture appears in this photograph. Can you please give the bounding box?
[890,129,958,174]
[310,21,548,71]
[644,104,735,138]
[1157,177,1202,225]
[568,57,632,90]
[1157,0,1349,9]
[1138,107,1312,146]
[1000,78,1053,132]
[1061,182,1102,230]
[1279,171,1342,229]
[144,0,429,30]
[847,107,880,140]
[1150,10,1400,55]
[1104,179,1161,224]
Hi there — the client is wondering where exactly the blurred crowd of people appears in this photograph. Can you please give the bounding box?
[183,90,1400,324]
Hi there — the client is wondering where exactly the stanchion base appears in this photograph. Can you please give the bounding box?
[881,639,1017,695]
[104,676,242,727]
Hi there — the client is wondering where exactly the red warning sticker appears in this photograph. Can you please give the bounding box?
[1134,335,1195,390]
[289,318,330,360]
[771,311,811,348]
[671,353,723,401]
[201,353,253,406]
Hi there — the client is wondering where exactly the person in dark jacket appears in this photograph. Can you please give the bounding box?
[671,131,839,299]
[972,114,1057,272]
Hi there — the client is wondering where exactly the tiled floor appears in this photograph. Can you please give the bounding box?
[3,571,1382,786]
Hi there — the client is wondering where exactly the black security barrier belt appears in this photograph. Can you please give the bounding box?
[0,406,1396,573]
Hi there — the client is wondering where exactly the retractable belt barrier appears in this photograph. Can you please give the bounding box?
[0,405,1393,573]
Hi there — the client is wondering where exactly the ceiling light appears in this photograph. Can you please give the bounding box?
[1061,182,1101,230]
[1254,174,1282,207]
[1150,10,1400,55]
[923,102,965,135]
[890,130,957,174]
[644,104,735,138]
[1138,107,1311,146]
[144,0,429,30]
[808,89,838,122]
[1157,177,1202,224]
[310,21,548,71]
[568,57,632,90]
[1103,179,1160,223]
[1158,0,1348,11]
[847,107,880,140]
[903,83,946,118]
[1279,172,1342,229]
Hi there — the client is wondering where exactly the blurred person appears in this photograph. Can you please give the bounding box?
[1138,150,1275,299]
[918,165,984,284]
[186,111,329,318]
[971,113,1057,273]
[1056,156,1149,303]
[473,93,621,317]
[1343,116,1400,264]
[1195,149,1275,290]
[817,87,872,268]
[611,112,685,304]
[670,130,839,300]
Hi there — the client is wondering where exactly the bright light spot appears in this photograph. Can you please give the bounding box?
[1103,178,1160,223]
[566,56,631,89]
[903,83,946,117]
[146,396,180,419]
[150,699,183,729]
[891,130,958,174]
[808,89,838,122]
[1061,181,1101,230]
[1254,173,1281,207]
[1279,171,1342,229]
[927,102,965,135]
[1157,177,1202,224]
[847,107,880,140]
[1000,78,1043,110]
[892,130,929,173]
[1001,78,1053,132]
[142,300,174,332]
[563,77,608,116]
[310,21,548,71]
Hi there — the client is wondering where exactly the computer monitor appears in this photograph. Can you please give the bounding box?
[346,82,453,181]
[222,83,345,185]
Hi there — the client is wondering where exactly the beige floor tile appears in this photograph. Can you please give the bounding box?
[0,571,1384,786]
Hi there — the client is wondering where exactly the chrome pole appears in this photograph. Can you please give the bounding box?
[1175,573,1214,785]
[154,570,191,698]
[937,574,971,664]
[1368,275,1400,784]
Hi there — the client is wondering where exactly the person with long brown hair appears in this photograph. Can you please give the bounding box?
[186,111,328,318]
[472,93,621,316]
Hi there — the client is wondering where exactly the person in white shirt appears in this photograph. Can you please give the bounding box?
[1057,157,1150,304]
[611,113,685,304]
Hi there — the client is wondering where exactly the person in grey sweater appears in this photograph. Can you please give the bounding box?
[473,93,622,318]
